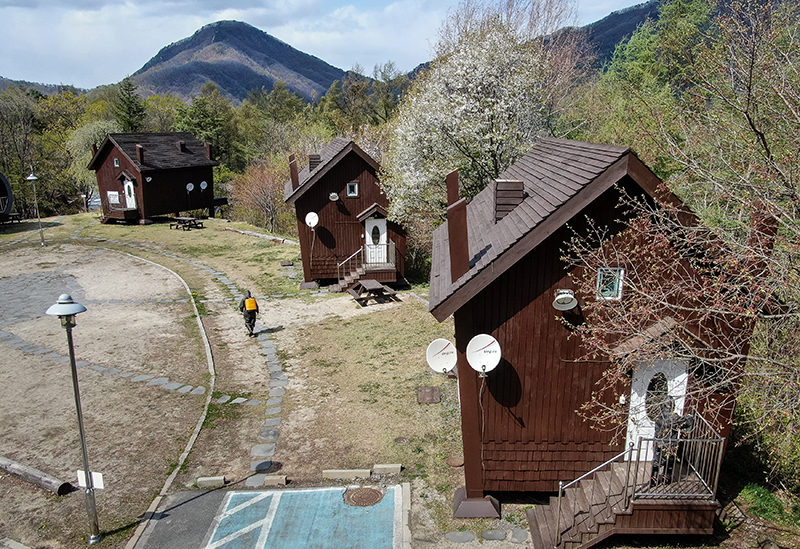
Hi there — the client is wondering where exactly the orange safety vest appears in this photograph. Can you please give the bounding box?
[244,297,258,311]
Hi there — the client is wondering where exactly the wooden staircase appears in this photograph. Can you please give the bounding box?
[330,267,365,293]
[528,463,633,549]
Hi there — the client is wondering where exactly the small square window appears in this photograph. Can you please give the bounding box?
[597,267,624,300]
[346,182,358,197]
[113,158,120,167]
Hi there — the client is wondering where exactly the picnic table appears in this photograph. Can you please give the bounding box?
[1,213,21,224]
[170,217,204,231]
[347,279,399,306]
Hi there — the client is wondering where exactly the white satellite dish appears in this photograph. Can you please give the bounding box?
[305,211,319,228]
[426,339,457,374]
[466,334,501,376]
[186,182,194,192]
[200,180,208,190]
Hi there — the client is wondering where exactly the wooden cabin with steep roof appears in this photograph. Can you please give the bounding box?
[285,137,406,289]
[429,138,752,548]
[88,132,226,224]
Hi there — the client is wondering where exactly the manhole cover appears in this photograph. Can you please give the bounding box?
[417,386,441,404]
[343,487,384,507]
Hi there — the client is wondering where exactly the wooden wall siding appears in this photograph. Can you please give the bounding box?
[294,151,401,281]
[616,501,717,533]
[455,183,645,494]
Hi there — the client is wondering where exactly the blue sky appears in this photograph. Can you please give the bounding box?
[0,0,641,90]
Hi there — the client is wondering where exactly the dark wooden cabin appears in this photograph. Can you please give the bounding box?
[429,138,744,547]
[87,132,226,224]
[284,138,406,289]
[0,171,13,223]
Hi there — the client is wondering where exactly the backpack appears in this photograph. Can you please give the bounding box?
[244,297,258,311]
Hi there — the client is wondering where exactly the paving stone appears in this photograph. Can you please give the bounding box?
[268,364,282,372]
[229,397,247,405]
[131,374,154,382]
[269,387,285,397]
[75,360,90,368]
[266,398,282,406]
[162,382,183,390]
[190,386,206,395]
[250,443,276,457]
[33,348,52,355]
[264,407,281,416]
[55,356,71,363]
[245,474,266,488]
[263,418,281,427]
[217,395,231,404]
[511,529,528,544]
[147,377,169,386]
[10,341,30,348]
[258,428,280,441]
[270,380,288,387]
[250,460,272,472]
[89,365,107,373]
[271,372,287,380]
[118,372,135,378]
[177,385,193,393]
[445,531,476,543]
[244,400,261,406]
[102,368,121,376]
[482,530,506,541]
[266,354,278,362]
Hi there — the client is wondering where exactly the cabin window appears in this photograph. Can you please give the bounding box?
[113,158,120,167]
[347,181,358,197]
[597,267,624,300]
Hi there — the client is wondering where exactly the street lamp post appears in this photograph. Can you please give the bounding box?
[26,173,46,247]
[46,294,101,545]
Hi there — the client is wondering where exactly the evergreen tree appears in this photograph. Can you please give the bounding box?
[114,76,146,133]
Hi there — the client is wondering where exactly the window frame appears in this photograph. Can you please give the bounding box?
[346,181,359,198]
[596,267,625,300]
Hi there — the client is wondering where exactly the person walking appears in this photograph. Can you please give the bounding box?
[239,290,259,336]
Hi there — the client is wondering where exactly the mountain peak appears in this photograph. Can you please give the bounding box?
[133,20,345,103]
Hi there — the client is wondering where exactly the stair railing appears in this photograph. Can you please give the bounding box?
[364,240,396,267]
[337,247,364,288]
[554,443,636,548]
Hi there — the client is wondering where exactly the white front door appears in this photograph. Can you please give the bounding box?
[123,180,137,210]
[365,218,387,264]
[625,359,689,460]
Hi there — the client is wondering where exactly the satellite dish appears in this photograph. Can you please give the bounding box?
[426,339,457,374]
[200,181,208,190]
[186,182,194,192]
[553,289,578,311]
[466,334,501,376]
[305,211,319,228]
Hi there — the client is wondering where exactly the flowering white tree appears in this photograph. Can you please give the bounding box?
[382,0,587,226]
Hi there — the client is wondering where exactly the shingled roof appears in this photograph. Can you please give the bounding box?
[87,132,218,172]
[284,137,380,205]
[429,137,666,320]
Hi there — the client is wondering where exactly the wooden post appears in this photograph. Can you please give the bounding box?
[0,456,73,496]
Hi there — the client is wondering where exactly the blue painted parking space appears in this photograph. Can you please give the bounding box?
[201,486,400,549]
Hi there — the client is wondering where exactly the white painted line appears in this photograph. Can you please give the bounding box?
[255,492,281,549]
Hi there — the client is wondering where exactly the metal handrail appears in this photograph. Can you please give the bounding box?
[555,444,636,548]
[337,247,363,287]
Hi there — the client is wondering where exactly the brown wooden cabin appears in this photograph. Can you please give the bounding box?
[87,133,226,224]
[0,171,13,222]
[284,137,406,289]
[429,138,744,547]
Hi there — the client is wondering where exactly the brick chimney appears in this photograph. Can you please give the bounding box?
[308,154,321,171]
[494,179,524,223]
[445,169,470,283]
[136,144,144,164]
[205,142,214,160]
[289,154,299,191]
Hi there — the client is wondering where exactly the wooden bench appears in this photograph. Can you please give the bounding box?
[348,279,401,306]
[170,217,203,230]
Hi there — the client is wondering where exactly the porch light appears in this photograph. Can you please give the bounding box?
[329,192,339,202]
[553,289,578,311]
